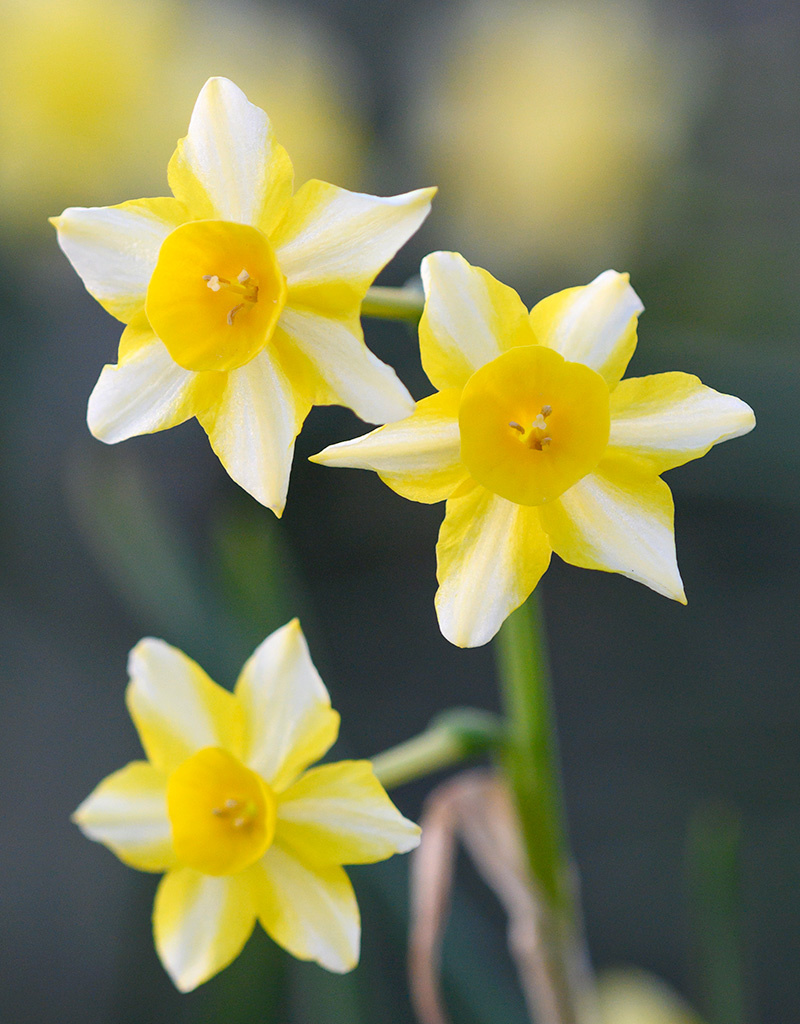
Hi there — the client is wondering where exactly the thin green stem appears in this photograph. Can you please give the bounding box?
[495,595,572,914]
[371,708,503,790]
[362,285,424,323]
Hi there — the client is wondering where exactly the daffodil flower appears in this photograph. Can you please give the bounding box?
[52,77,435,514]
[312,253,756,648]
[73,620,420,991]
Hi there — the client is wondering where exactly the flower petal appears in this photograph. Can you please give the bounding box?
[419,251,534,392]
[271,180,435,308]
[168,77,293,231]
[435,484,552,647]
[276,306,414,423]
[529,270,643,387]
[153,868,256,992]
[126,638,244,774]
[253,842,359,972]
[197,345,309,516]
[310,389,468,503]
[276,760,420,865]
[87,317,224,444]
[52,197,186,322]
[72,761,175,872]
[607,371,756,472]
[234,619,340,793]
[539,454,686,602]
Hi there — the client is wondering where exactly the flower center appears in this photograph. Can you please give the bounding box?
[146,220,287,373]
[166,747,276,875]
[459,345,610,505]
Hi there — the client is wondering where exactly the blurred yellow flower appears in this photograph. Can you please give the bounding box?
[409,0,707,277]
[312,252,755,647]
[52,77,434,513]
[0,0,369,237]
[74,619,420,991]
[597,968,706,1024]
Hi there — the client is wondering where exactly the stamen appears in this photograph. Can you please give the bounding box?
[541,405,552,418]
[509,420,524,433]
[227,303,244,326]
[540,436,552,448]
[237,269,250,283]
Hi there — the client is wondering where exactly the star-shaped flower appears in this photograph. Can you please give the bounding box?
[73,620,420,991]
[52,77,435,514]
[312,252,756,647]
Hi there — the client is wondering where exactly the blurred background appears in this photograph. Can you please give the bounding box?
[1,0,798,1021]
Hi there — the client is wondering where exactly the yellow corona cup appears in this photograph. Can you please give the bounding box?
[52,77,435,514]
[312,252,756,647]
[73,620,420,991]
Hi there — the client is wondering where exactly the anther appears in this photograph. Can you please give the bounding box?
[541,405,552,418]
[509,421,524,433]
[540,437,552,448]
[237,269,250,284]
[227,303,244,326]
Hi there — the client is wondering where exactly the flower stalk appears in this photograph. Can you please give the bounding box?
[361,284,425,323]
[495,595,595,1024]
[371,708,504,790]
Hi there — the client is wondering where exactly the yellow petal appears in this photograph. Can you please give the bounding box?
[271,180,435,309]
[276,760,420,865]
[608,371,756,472]
[310,389,468,503]
[539,453,686,601]
[87,316,225,444]
[529,269,643,387]
[234,619,340,793]
[435,483,552,647]
[72,760,175,873]
[153,867,257,992]
[126,638,245,774]
[419,251,534,392]
[52,197,187,322]
[253,841,359,972]
[198,345,310,516]
[168,77,293,231]
[276,305,414,423]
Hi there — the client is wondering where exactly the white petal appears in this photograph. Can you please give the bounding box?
[539,455,686,602]
[87,322,215,444]
[168,77,293,230]
[277,306,414,423]
[436,484,552,647]
[608,371,756,471]
[198,346,308,516]
[72,761,175,872]
[530,269,643,386]
[126,638,244,774]
[310,389,467,504]
[272,180,435,295]
[53,198,186,321]
[277,760,420,865]
[254,842,359,973]
[419,251,533,392]
[154,869,256,992]
[234,619,339,792]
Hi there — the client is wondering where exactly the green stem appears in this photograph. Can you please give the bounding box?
[361,285,424,323]
[371,708,503,790]
[495,595,571,914]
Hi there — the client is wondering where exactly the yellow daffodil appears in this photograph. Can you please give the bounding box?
[312,253,755,647]
[52,77,434,514]
[73,619,420,991]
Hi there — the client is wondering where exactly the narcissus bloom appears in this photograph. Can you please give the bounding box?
[73,620,420,990]
[312,253,755,648]
[52,77,434,514]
